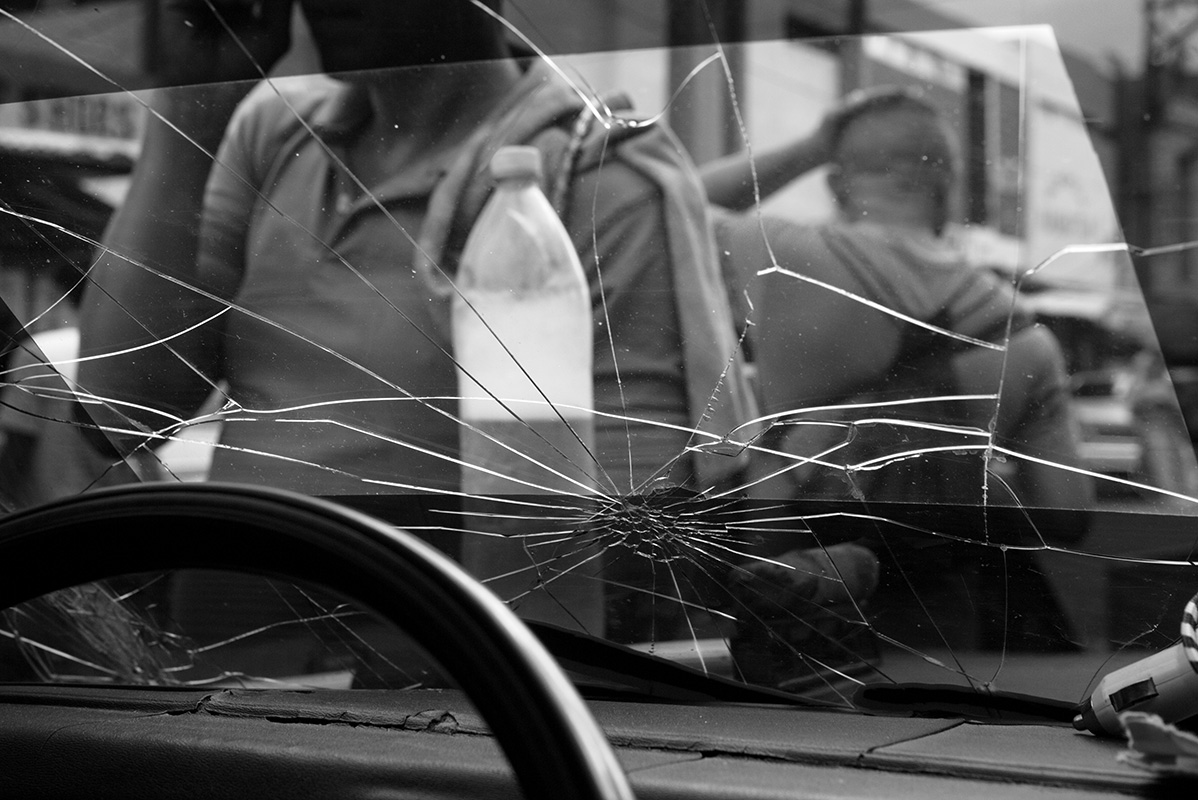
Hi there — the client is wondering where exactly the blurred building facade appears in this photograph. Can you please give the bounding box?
[0,0,1193,359]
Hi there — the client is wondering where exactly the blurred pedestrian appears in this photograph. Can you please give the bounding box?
[707,87,1094,653]
[707,86,1092,512]
[75,0,755,639]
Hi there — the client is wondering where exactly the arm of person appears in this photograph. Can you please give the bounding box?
[698,86,912,212]
[75,1,292,452]
[698,130,832,212]
[75,88,251,449]
[699,92,841,212]
[956,324,1096,517]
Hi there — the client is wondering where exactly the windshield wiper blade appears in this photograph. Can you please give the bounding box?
[526,621,835,707]
[854,682,1078,724]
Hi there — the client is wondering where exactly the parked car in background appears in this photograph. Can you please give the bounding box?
[1070,361,1198,501]
[1070,368,1144,479]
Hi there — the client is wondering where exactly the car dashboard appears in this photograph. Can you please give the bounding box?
[0,682,1147,799]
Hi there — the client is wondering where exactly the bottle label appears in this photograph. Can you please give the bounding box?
[453,288,594,421]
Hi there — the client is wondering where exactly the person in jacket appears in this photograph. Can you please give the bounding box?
[73,0,756,639]
[709,87,1094,654]
[707,86,1092,513]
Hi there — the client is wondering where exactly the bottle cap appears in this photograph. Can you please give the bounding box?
[490,145,543,182]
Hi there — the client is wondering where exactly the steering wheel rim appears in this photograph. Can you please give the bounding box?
[0,482,634,800]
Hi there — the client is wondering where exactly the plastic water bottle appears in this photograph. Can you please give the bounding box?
[453,145,603,634]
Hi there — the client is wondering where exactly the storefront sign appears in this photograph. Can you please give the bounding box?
[0,91,144,162]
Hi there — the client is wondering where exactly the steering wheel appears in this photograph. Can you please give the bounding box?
[0,483,634,800]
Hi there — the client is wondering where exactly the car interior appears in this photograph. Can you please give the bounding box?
[3,1,1198,798]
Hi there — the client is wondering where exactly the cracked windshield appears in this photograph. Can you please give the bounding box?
[4,0,1198,716]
